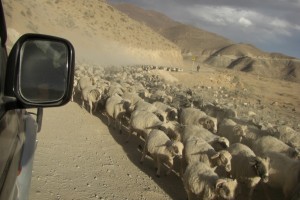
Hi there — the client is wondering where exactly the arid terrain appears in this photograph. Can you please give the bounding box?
[27,64,299,200]
[2,0,300,199]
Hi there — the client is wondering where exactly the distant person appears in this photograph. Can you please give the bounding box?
[196,65,200,72]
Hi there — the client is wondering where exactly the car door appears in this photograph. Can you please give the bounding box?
[0,2,24,199]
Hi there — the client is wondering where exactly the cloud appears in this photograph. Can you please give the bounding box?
[186,5,256,26]
[238,17,252,27]
[109,0,300,58]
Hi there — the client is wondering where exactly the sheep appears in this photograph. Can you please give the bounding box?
[183,161,238,200]
[263,151,300,200]
[106,82,124,97]
[159,120,183,141]
[140,129,184,177]
[291,183,300,200]
[217,118,248,144]
[272,125,300,149]
[183,136,232,172]
[127,110,165,142]
[77,76,93,91]
[104,94,132,132]
[152,101,178,121]
[121,91,143,107]
[227,143,270,199]
[182,125,230,151]
[201,103,237,124]
[252,135,300,159]
[81,85,102,114]
[131,100,167,123]
[240,124,269,149]
[71,78,78,102]
[179,107,218,133]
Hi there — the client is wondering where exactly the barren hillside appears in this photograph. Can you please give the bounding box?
[112,2,300,82]
[3,0,183,66]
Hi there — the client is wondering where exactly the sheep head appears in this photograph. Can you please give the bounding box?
[166,108,178,121]
[167,141,184,159]
[211,150,232,172]
[233,125,247,142]
[199,117,217,133]
[213,137,230,150]
[249,156,270,183]
[216,178,238,200]
[288,147,300,159]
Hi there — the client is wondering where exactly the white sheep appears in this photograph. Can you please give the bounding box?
[272,125,300,149]
[121,91,143,104]
[160,120,182,141]
[106,82,124,97]
[153,101,178,121]
[127,110,164,142]
[183,161,238,200]
[140,129,184,177]
[81,85,102,114]
[182,125,230,151]
[105,94,131,132]
[131,99,168,123]
[183,136,232,172]
[217,118,247,144]
[252,135,300,159]
[228,143,270,199]
[180,107,218,133]
[71,78,78,102]
[263,151,300,200]
[77,76,93,91]
[240,124,269,149]
[201,103,237,123]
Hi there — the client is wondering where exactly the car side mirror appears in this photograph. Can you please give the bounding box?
[4,33,75,109]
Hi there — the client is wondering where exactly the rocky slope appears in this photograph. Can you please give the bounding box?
[3,0,183,66]
[112,2,300,82]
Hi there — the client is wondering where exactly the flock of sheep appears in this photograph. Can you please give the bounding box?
[72,64,300,200]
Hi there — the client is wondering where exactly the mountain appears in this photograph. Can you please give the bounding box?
[3,0,183,66]
[112,2,300,82]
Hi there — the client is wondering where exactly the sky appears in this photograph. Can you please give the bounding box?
[109,0,300,59]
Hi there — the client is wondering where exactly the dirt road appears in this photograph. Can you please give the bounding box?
[29,102,185,200]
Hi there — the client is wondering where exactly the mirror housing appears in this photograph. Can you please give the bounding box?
[4,33,75,110]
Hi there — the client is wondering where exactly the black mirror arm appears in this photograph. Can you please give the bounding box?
[36,108,43,132]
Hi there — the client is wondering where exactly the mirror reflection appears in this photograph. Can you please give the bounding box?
[19,40,68,102]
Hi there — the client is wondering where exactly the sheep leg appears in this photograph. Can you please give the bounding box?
[107,116,111,126]
[125,128,132,143]
[88,99,93,114]
[81,97,85,109]
[262,183,272,200]
[140,143,147,164]
[156,157,161,177]
[116,114,123,134]
[93,102,98,113]
[186,191,192,200]
[165,159,173,176]
[71,89,74,102]
[248,180,259,200]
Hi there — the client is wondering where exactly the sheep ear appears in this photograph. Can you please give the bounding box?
[166,140,173,148]
[249,157,257,166]
[233,125,241,133]
[198,117,206,125]
[211,152,220,159]
[215,179,226,189]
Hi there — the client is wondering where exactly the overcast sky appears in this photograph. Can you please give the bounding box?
[109,0,300,59]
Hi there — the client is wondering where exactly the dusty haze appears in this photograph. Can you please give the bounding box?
[2,0,300,199]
